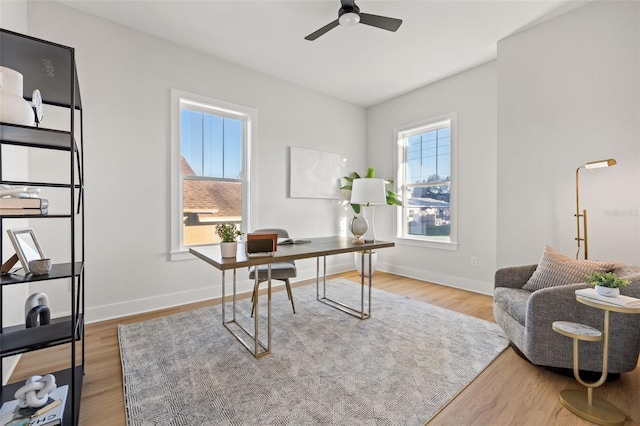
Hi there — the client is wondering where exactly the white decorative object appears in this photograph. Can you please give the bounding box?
[220,241,238,258]
[290,146,341,199]
[14,374,57,408]
[351,178,386,242]
[32,88,44,125]
[349,215,368,244]
[28,258,52,275]
[0,66,35,126]
[595,285,620,297]
[355,251,378,277]
[24,293,49,316]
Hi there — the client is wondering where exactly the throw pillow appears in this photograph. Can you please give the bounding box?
[522,245,615,291]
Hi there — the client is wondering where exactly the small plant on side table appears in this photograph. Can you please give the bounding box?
[586,272,630,297]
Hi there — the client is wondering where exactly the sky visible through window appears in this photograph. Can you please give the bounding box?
[180,109,243,179]
[407,127,450,184]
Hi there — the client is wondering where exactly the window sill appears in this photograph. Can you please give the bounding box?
[169,249,198,261]
[395,237,458,251]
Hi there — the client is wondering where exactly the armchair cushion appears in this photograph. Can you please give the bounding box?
[522,246,614,291]
[493,288,530,325]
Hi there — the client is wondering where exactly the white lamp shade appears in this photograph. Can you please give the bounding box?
[351,178,386,205]
[585,158,617,169]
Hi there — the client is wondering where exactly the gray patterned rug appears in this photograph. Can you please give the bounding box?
[118,278,508,425]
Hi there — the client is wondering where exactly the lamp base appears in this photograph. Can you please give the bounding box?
[361,206,376,242]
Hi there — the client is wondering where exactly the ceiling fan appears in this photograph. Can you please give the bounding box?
[305,0,403,41]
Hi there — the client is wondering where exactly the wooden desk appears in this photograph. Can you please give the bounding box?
[190,236,394,357]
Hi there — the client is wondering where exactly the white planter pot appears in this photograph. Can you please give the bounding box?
[0,66,35,126]
[595,285,619,297]
[355,251,377,277]
[220,241,238,258]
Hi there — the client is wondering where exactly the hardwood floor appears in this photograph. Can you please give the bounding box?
[10,271,640,425]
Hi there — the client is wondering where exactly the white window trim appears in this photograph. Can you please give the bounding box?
[394,111,458,250]
[169,88,257,261]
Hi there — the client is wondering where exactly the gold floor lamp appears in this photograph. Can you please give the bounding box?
[575,158,617,260]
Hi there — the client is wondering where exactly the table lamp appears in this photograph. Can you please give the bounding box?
[351,178,386,242]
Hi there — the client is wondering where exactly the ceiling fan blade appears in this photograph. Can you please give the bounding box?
[359,13,402,32]
[305,19,340,41]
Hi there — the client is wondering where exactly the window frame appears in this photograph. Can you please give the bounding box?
[394,112,458,250]
[170,89,256,260]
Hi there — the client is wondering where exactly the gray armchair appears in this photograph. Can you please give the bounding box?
[249,228,297,316]
[493,262,640,374]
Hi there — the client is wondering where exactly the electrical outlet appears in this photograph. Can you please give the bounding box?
[470,256,478,267]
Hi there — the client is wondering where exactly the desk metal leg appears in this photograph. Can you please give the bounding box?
[317,252,371,319]
[221,270,226,322]
[221,266,272,358]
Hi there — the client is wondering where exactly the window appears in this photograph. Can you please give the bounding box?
[170,89,255,259]
[396,113,457,247]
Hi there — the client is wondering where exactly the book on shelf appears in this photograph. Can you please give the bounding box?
[0,384,67,426]
[575,288,640,308]
[0,208,48,216]
[0,198,48,209]
[277,238,311,245]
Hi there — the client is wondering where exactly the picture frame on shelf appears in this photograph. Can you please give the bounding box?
[6,228,46,274]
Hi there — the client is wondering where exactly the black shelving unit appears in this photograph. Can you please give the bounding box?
[0,28,84,426]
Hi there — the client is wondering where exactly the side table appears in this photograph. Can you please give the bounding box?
[552,295,640,426]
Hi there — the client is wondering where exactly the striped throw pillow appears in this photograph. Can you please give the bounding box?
[522,246,615,291]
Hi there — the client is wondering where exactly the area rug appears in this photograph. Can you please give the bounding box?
[118,278,508,425]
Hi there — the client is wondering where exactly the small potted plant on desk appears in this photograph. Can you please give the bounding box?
[586,271,630,297]
[215,223,243,258]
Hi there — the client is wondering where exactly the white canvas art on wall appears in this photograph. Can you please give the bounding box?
[290,146,341,199]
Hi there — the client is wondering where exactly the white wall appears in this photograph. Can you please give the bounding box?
[367,62,498,294]
[0,0,29,385]
[24,1,366,322]
[497,1,640,267]
[10,0,638,325]
[0,0,27,30]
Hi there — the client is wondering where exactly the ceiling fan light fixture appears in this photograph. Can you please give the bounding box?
[339,12,360,26]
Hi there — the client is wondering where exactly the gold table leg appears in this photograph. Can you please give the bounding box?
[555,310,627,426]
[560,389,626,426]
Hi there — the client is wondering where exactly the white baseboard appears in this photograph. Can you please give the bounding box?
[85,259,491,324]
[85,261,354,324]
[378,262,493,296]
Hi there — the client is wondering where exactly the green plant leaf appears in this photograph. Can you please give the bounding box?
[585,271,630,288]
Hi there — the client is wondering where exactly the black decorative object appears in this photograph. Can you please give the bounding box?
[25,305,51,328]
[24,293,51,328]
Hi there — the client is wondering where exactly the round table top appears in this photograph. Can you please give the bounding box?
[552,320,602,341]
[576,295,640,314]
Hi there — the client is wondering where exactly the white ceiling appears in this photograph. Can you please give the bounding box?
[57,0,582,107]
